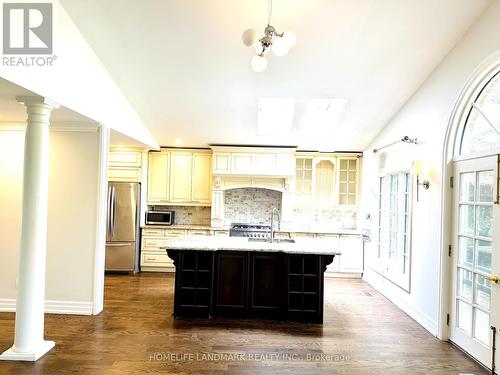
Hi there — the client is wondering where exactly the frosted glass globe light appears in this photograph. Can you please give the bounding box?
[242,28,258,47]
[251,55,267,72]
[272,37,289,56]
[282,31,297,48]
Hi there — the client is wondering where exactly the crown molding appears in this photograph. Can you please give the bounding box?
[0,121,100,132]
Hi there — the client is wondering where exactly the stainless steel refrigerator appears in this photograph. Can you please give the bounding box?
[105,182,140,273]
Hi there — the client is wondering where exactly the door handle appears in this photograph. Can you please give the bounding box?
[111,186,116,237]
[495,154,500,204]
[107,186,112,239]
[488,275,500,284]
[107,243,130,247]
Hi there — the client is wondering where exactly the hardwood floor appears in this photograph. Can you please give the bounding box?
[0,273,490,374]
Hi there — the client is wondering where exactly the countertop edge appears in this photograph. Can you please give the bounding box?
[162,247,341,256]
[142,225,361,235]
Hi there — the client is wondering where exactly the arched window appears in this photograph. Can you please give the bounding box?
[459,71,500,156]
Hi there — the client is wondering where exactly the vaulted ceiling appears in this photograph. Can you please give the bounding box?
[60,0,492,150]
[0,78,94,124]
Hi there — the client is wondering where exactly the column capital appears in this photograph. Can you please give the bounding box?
[16,96,60,111]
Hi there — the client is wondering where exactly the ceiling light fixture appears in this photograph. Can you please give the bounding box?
[242,0,296,73]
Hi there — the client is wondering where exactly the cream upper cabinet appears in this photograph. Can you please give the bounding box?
[231,153,253,174]
[213,153,231,174]
[169,152,192,203]
[211,147,296,177]
[148,152,170,203]
[294,153,361,207]
[108,147,144,182]
[147,149,211,206]
[192,153,212,204]
[315,159,335,204]
[338,157,359,206]
[295,157,314,204]
[108,150,142,167]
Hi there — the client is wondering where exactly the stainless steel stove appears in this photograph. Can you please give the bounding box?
[229,223,271,239]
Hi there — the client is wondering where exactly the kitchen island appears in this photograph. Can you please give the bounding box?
[164,237,340,323]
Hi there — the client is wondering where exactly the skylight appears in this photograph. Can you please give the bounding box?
[257,97,295,136]
[256,97,348,137]
[299,98,349,134]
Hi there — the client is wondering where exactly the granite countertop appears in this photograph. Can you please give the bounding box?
[142,224,361,236]
[141,224,216,230]
[281,228,361,235]
[161,236,341,256]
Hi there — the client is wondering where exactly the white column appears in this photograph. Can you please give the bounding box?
[0,96,59,362]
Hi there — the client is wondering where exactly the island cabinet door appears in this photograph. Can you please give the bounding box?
[249,253,284,317]
[174,251,214,318]
[214,251,249,315]
[285,254,323,323]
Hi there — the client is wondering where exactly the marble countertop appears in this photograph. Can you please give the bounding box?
[161,236,341,256]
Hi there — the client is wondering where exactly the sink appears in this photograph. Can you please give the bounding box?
[247,238,295,244]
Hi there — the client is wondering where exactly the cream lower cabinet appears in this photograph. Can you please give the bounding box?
[337,234,364,274]
[140,228,363,274]
[189,229,211,236]
[147,149,211,206]
[141,228,188,272]
[318,234,363,276]
[287,232,363,276]
[141,228,211,272]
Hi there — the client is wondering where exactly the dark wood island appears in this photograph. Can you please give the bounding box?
[164,237,339,323]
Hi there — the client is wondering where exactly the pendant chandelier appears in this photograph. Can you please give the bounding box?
[241,0,296,72]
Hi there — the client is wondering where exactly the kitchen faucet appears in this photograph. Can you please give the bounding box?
[270,207,280,243]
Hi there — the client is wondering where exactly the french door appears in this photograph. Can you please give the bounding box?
[451,155,500,370]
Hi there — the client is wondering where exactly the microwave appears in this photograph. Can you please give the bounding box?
[145,210,175,225]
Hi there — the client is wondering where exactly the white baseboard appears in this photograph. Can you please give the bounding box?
[0,299,93,315]
[325,272,362,278]
[363,271,438,336]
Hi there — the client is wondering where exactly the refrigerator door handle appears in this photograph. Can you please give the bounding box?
[107,185,112,240]
[106,243,130,247]
[111,186,116,239]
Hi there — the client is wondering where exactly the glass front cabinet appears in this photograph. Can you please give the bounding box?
[294,152,360,207]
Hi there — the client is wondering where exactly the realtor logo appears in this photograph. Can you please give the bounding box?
[3,3,52,54]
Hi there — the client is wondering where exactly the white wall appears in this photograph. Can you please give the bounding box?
[0,0,158,149]
[0,126,103,314]
[361,1,500,338]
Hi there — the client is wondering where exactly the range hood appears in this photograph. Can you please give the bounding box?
[210,146,296,228]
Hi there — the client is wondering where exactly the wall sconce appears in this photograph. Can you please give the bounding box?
[413,160,430,202]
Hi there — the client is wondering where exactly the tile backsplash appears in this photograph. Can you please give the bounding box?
[291,207,357,231]
[224,188,282,225]
[150,205,211,226]
[151,189,357,231]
